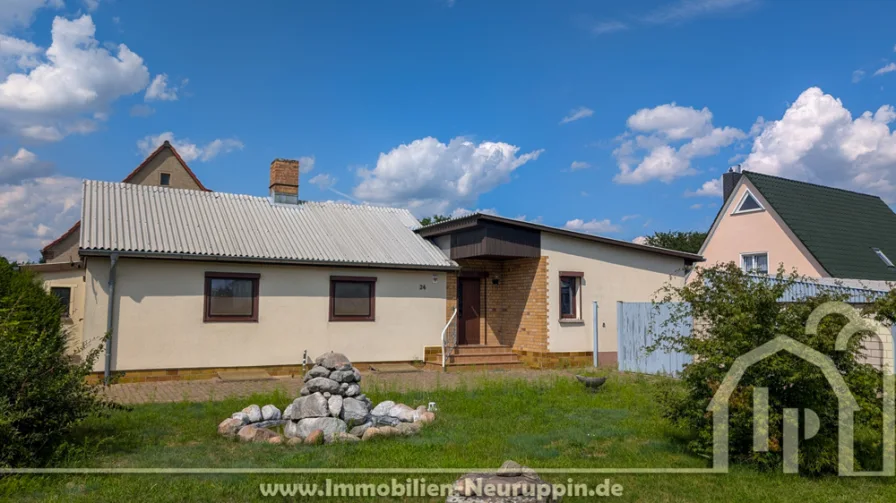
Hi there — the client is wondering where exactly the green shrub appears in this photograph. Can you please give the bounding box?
[0,258,114,467]
[650,263,884,475]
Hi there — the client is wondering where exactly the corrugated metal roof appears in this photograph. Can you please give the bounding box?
[749,275,893,303]
[79,180,458,270]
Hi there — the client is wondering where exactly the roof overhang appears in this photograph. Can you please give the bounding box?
[79,249,460,272]
[417,213,704,263]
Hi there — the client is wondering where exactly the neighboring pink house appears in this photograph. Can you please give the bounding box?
[698,170,896,282]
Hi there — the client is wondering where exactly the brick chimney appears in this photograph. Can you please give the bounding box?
[270,158,300,204]
[722,166,742,204]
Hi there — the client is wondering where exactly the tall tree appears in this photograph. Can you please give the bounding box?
[419,214,450,226]
[644,231,707,254]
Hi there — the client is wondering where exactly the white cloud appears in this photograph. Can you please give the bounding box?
[560,106,594,124]
[642,0,758,25]
[513,214,543,223]
[83,0,100,11]
[137,132,243,162]
[0,0,62,30]
[144,73,178,101]
[0,175,81,262]
[632,236,648,245]
[591,20,628,35]
[0,33,41,72]
[685,178,722,197]
[852,69,866,83]
[741,86,896,201]
[614,102,745,184]
[564,218,621,234]
[0,15,149,141]
[874,63,896,77]
[0,147,52,184]
[627,103,713,140]
[299,155,315,174]
[569,160,590,171]
[19,125,62,141]
[621,214,640,222]
[690,203,703,209]
[309,173,336,190]
[352,136,543,216]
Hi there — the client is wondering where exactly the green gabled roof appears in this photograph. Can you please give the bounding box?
[743,171,896,281]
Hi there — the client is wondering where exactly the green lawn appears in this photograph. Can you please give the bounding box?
[1,371,893,502]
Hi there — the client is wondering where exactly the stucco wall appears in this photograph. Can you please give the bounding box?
[699,181,827,277]
[42,228,81,263]
[83,257,447,371]
[124,149,204,190]
[541,233,688,355]
[40,268,86,356]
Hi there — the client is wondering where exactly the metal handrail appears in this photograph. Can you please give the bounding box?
[441,307,458,369]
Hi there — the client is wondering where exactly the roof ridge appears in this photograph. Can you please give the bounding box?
[83,180,413,213]
[742,170,884,200]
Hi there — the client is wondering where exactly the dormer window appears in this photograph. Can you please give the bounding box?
[160,173,171,186]
[732,189,763,214]
[873,248,894,267]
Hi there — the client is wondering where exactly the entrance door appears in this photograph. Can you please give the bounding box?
[457,278,481,345]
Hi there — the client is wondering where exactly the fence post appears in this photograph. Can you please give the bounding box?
[592,301,599,367]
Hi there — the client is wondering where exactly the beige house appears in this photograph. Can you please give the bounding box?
[416,214,701,368]
[699,169,896,282]
[28,143,703,381]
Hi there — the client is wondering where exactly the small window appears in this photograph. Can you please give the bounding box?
[559,272,583,319]
[204,272,259,322]
[733,189,763,214]
[873,248,894,267]
[160,173,171,186]
[742,253,769,274]
[330,276,376,321]
[50,287,71,317]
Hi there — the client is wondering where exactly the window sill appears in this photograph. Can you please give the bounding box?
[329,318,376,322]
[203,318,259,323]
[559,318,585,325]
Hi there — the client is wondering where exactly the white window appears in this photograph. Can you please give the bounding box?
[742,253,769,274]
[732,189,764,214]
[873,248,894,267]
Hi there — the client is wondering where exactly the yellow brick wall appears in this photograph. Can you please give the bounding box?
[452,257,549,351]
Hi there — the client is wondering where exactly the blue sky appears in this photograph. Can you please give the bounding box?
[2,0,896,260]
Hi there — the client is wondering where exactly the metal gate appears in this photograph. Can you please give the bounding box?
[617,301,692,376]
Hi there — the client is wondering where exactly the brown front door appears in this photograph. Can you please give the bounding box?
[457,278,481,345]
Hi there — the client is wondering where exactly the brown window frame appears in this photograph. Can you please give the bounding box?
[160,172,171,186]
[203,272,260,323]
[329,276,377,322]
[559,273,582,320]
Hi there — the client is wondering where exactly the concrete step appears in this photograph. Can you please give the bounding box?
[446,353,522,365]
[450,345,515,356]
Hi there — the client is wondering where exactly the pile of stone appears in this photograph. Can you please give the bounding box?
[217,352,435,445]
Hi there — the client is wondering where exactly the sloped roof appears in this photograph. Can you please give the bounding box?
[742,171,896,281]
[79,180,457,270]
[40,142,209,257]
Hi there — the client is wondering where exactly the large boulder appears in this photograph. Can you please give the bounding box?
[218,417,244,437]
[315,352,351,370]
[341,397,370,427]
[371,400,395,416]
[285,393,329,420]
[344,384,361,397]
[305,377,341,395]
[261,404,281,421]
[349,420,374,437]
[388,403,416,422]
[238,425,277,443]
[304,365,331,381]
[352,367,362,382]
[231,412,250,425]
[446,461,560,503]
[241,405,263,423]
[291,417,348,438]
[328,395,344,418]
[329,369,355,383]
[373,415,400,427]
